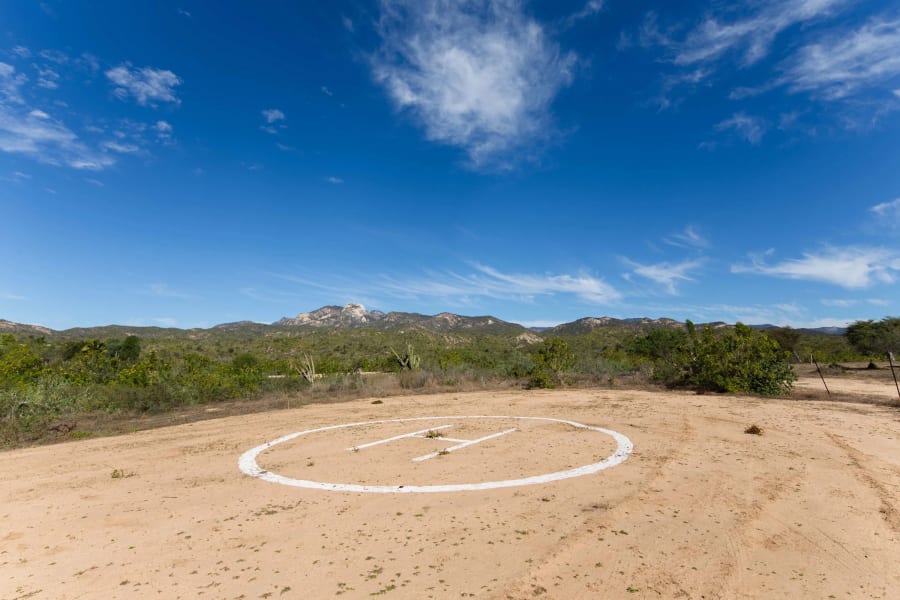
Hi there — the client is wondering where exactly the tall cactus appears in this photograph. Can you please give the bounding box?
[292,352,316,383]
[391,343,421,371]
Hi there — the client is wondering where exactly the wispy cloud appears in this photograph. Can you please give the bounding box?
[732,246,900,288]
[664,225,709,249]
[274,263,621,306]
[0,102,115,170]
[822,297,890,308]
[655,0,849,68]
[0,291,26,301]
[36,66,60,90]
[870,197,900,226]
[779,17,900,100]
[715,112,766,144]
[106,64,182,106]
[342,15,355,32]
[146,283,190,298]
[320,86,333,96]
[11,45,31,59]
[101,140,140,153]
[821,298,856,307]
[325,176,343,184]
[262,108,285,123]
[260,108,286,134]
[372,0,576,169]
[154,317,178,327]
[0,62,27,103]
[565,1,604,27]
[624,258,704,295]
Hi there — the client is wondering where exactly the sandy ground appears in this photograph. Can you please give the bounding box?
[3,384,900,599]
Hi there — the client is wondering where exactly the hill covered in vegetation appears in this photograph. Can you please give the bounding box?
[2,306,894,446]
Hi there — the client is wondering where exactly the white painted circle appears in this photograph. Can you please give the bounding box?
[239,415,633,493]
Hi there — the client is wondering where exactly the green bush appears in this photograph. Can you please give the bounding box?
[846,317,900,357]
[678,322,795,395]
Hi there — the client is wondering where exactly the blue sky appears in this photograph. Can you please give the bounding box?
[1,0,899,330]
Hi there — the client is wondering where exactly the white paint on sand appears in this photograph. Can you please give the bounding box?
[411,427,517,462]
[238,415,633,494]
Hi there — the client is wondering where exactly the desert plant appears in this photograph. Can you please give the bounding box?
[291,353,316,384]
[391,343,421,371]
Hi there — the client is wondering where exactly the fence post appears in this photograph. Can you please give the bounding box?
[889,352,900,401]
[812,354,830,396]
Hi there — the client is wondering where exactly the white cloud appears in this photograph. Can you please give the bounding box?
[372,0,576,169]
[663,0,849,68]
[870,197,900,224]
[715,112,766,144]
[0,291,26,301]
[275,142,294,151]
[38,49,69,65]
[325,176,344,184]
[101,140,140,153]
[664,225,708,249]
[821,298,857,307]
[106,64,182,106]
[321,86,333,96]
[732,246,900,288]
[566,1,604,26]
[624,258,704,294]
[260,109,286,134]
[154,317,178,327]
[12,45,31,58]
[275,263,621,306]
[0,104,115,170]
[79,53,100,74]
[0,62,27,103]
[178,8,192,18]
[35,66,60,89]
[154,119,173,141]
[342,15,355,32]
[146,283,190,298]
[261,108,285,123]
[387,263,621,304]
[779,17,900,100]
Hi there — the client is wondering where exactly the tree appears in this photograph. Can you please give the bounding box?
[846,317,900,356]
[677,322,796,396]
[0,342,44,388]
[108,336,141,362]
[765,327,801,353]
[529,338,575,388]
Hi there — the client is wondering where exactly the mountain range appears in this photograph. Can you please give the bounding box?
[1,304,848,338]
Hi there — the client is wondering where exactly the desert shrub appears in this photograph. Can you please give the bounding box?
[0,341,45,388]
[628,328,688,383]
[676,322,795,396]
[526,369,555,389]
[846,317,900,357]
[398,370,432,389]
[529,339,575,387]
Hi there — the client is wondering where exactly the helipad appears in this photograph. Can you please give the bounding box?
[239,415,633,493]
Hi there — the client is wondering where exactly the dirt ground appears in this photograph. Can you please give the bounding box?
[3,379,900,599]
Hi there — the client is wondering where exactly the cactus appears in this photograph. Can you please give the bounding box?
[291,353,316,383]
[391,343,421,371]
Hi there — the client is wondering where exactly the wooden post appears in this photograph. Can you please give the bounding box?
[889,352,900,401]
[812,354,830,396]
